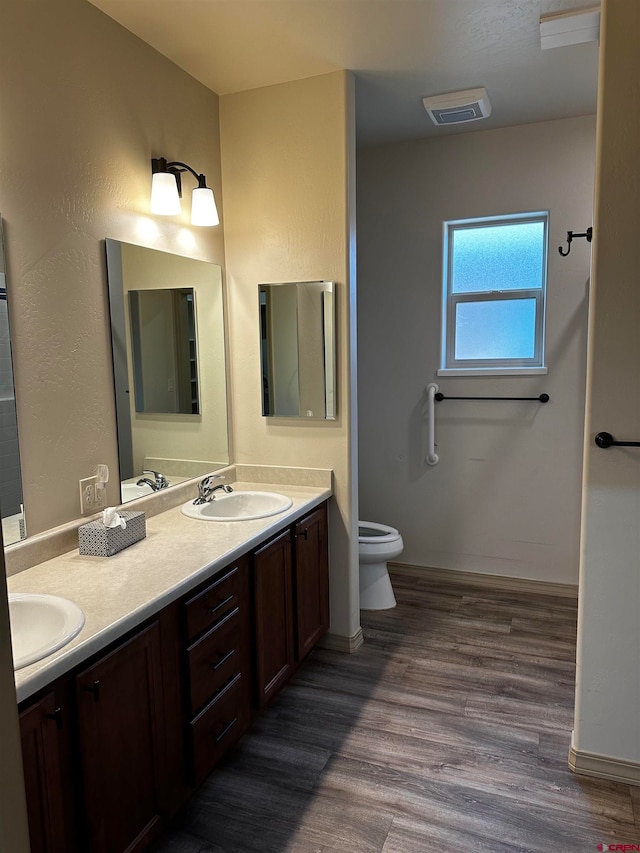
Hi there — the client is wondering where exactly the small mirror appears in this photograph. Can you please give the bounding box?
[129,288,200,415]
[106,240,229,503]
[259,280,335,419]
[0,217,26,544]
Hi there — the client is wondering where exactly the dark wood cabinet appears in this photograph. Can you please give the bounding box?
[253,504,330,705]
[75,621,165,853]
[294,503,329,662]
[183,557,251,784]
[156,602,187,817]
[253,527,295,708]
[19,692,67,853]
[18,500,329,853]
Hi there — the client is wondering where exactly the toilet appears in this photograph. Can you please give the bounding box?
[358,521,404,610]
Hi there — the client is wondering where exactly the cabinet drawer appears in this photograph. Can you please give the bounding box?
[189,673,250,784]
[184,563,243,641]
[186,607,243,714]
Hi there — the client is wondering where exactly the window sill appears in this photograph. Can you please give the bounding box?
[436,367,548,377]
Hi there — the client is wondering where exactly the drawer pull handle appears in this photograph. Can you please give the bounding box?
[45,707,63,729]
[210,649,236,672]
[300,527,308,540]
[215,717,238,743]
[208,594,234,617]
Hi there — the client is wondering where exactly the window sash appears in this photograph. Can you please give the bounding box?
[446,290,544,368]
[443,214,548,370]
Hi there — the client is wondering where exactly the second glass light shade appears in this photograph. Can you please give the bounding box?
[191,186,219,227]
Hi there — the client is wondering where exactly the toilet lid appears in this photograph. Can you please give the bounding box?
[358,521,400,542]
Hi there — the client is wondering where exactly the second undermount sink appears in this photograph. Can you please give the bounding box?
[8,593,86,670]
[181,491,293,522]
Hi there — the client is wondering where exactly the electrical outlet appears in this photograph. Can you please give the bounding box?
[79,476,99,515]
[94,483,106,509]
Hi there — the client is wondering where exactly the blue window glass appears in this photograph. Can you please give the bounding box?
[443,213,547,369]
[454,299,537,360]
[452,221,545,294]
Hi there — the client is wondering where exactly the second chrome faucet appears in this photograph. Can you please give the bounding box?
[193,475,233,505]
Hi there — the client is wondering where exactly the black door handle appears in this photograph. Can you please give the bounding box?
[595,432,640,449]
[45,707,64,729]
[83,680,101,701]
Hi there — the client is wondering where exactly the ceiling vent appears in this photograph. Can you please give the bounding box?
[422,87,492,126]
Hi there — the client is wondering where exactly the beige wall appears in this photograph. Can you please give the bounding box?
[358,115,595,585]
[220,72,360,641]
[0,0,227,838]
[573,0,640,768]
[0,0,225,535]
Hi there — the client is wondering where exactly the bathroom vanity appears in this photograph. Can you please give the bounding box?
[11,477,330,853]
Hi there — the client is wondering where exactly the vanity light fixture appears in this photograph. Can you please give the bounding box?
[150,157,219,226]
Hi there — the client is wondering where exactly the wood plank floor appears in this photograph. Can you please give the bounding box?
[152,571,639,852]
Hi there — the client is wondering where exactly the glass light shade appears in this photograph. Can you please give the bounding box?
[191,186,219,227]
[150,172,181,216]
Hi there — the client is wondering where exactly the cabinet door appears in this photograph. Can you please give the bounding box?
[294,504,329,661]
[75,621,164,853]
[19,692,67,853]
[253,528,294,708]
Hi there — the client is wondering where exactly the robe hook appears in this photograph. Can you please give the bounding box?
[559,226,593,257]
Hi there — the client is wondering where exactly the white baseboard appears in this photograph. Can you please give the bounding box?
[569,742,640,786]
[389,562,578,599]
[318,627,364,653]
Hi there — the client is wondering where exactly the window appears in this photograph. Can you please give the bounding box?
[440,212,548,374]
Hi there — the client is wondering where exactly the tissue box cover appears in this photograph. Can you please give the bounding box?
[78,511,146,557]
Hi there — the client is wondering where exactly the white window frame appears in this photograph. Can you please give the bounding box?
[439,211,549,376]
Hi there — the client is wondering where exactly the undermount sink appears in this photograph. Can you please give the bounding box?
[181,491,293,522]
[121,482,155,502]
[8,593,86,670]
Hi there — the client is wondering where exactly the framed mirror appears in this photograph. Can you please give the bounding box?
[259,280,336,419]
[106,240,229,503]
[0,217,26,544]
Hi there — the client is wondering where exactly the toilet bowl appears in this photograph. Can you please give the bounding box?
[358,521,403,610]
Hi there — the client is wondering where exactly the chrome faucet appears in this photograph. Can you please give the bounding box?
[136,478,157,491]
[137,469,169,491]
[193,475,233,505]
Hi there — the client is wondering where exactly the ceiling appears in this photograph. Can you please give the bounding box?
[88,0,599,146]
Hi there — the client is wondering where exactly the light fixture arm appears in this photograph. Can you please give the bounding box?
[152,157,208,196]
[166,160,206,189]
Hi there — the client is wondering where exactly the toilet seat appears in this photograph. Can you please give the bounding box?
[358,521,400,544]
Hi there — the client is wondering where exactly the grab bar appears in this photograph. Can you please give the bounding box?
[435,393,549,403]
[595,432,640,449]
[425,383,439,466]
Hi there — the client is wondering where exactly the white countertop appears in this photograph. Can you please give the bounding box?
[10,480,331,703]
